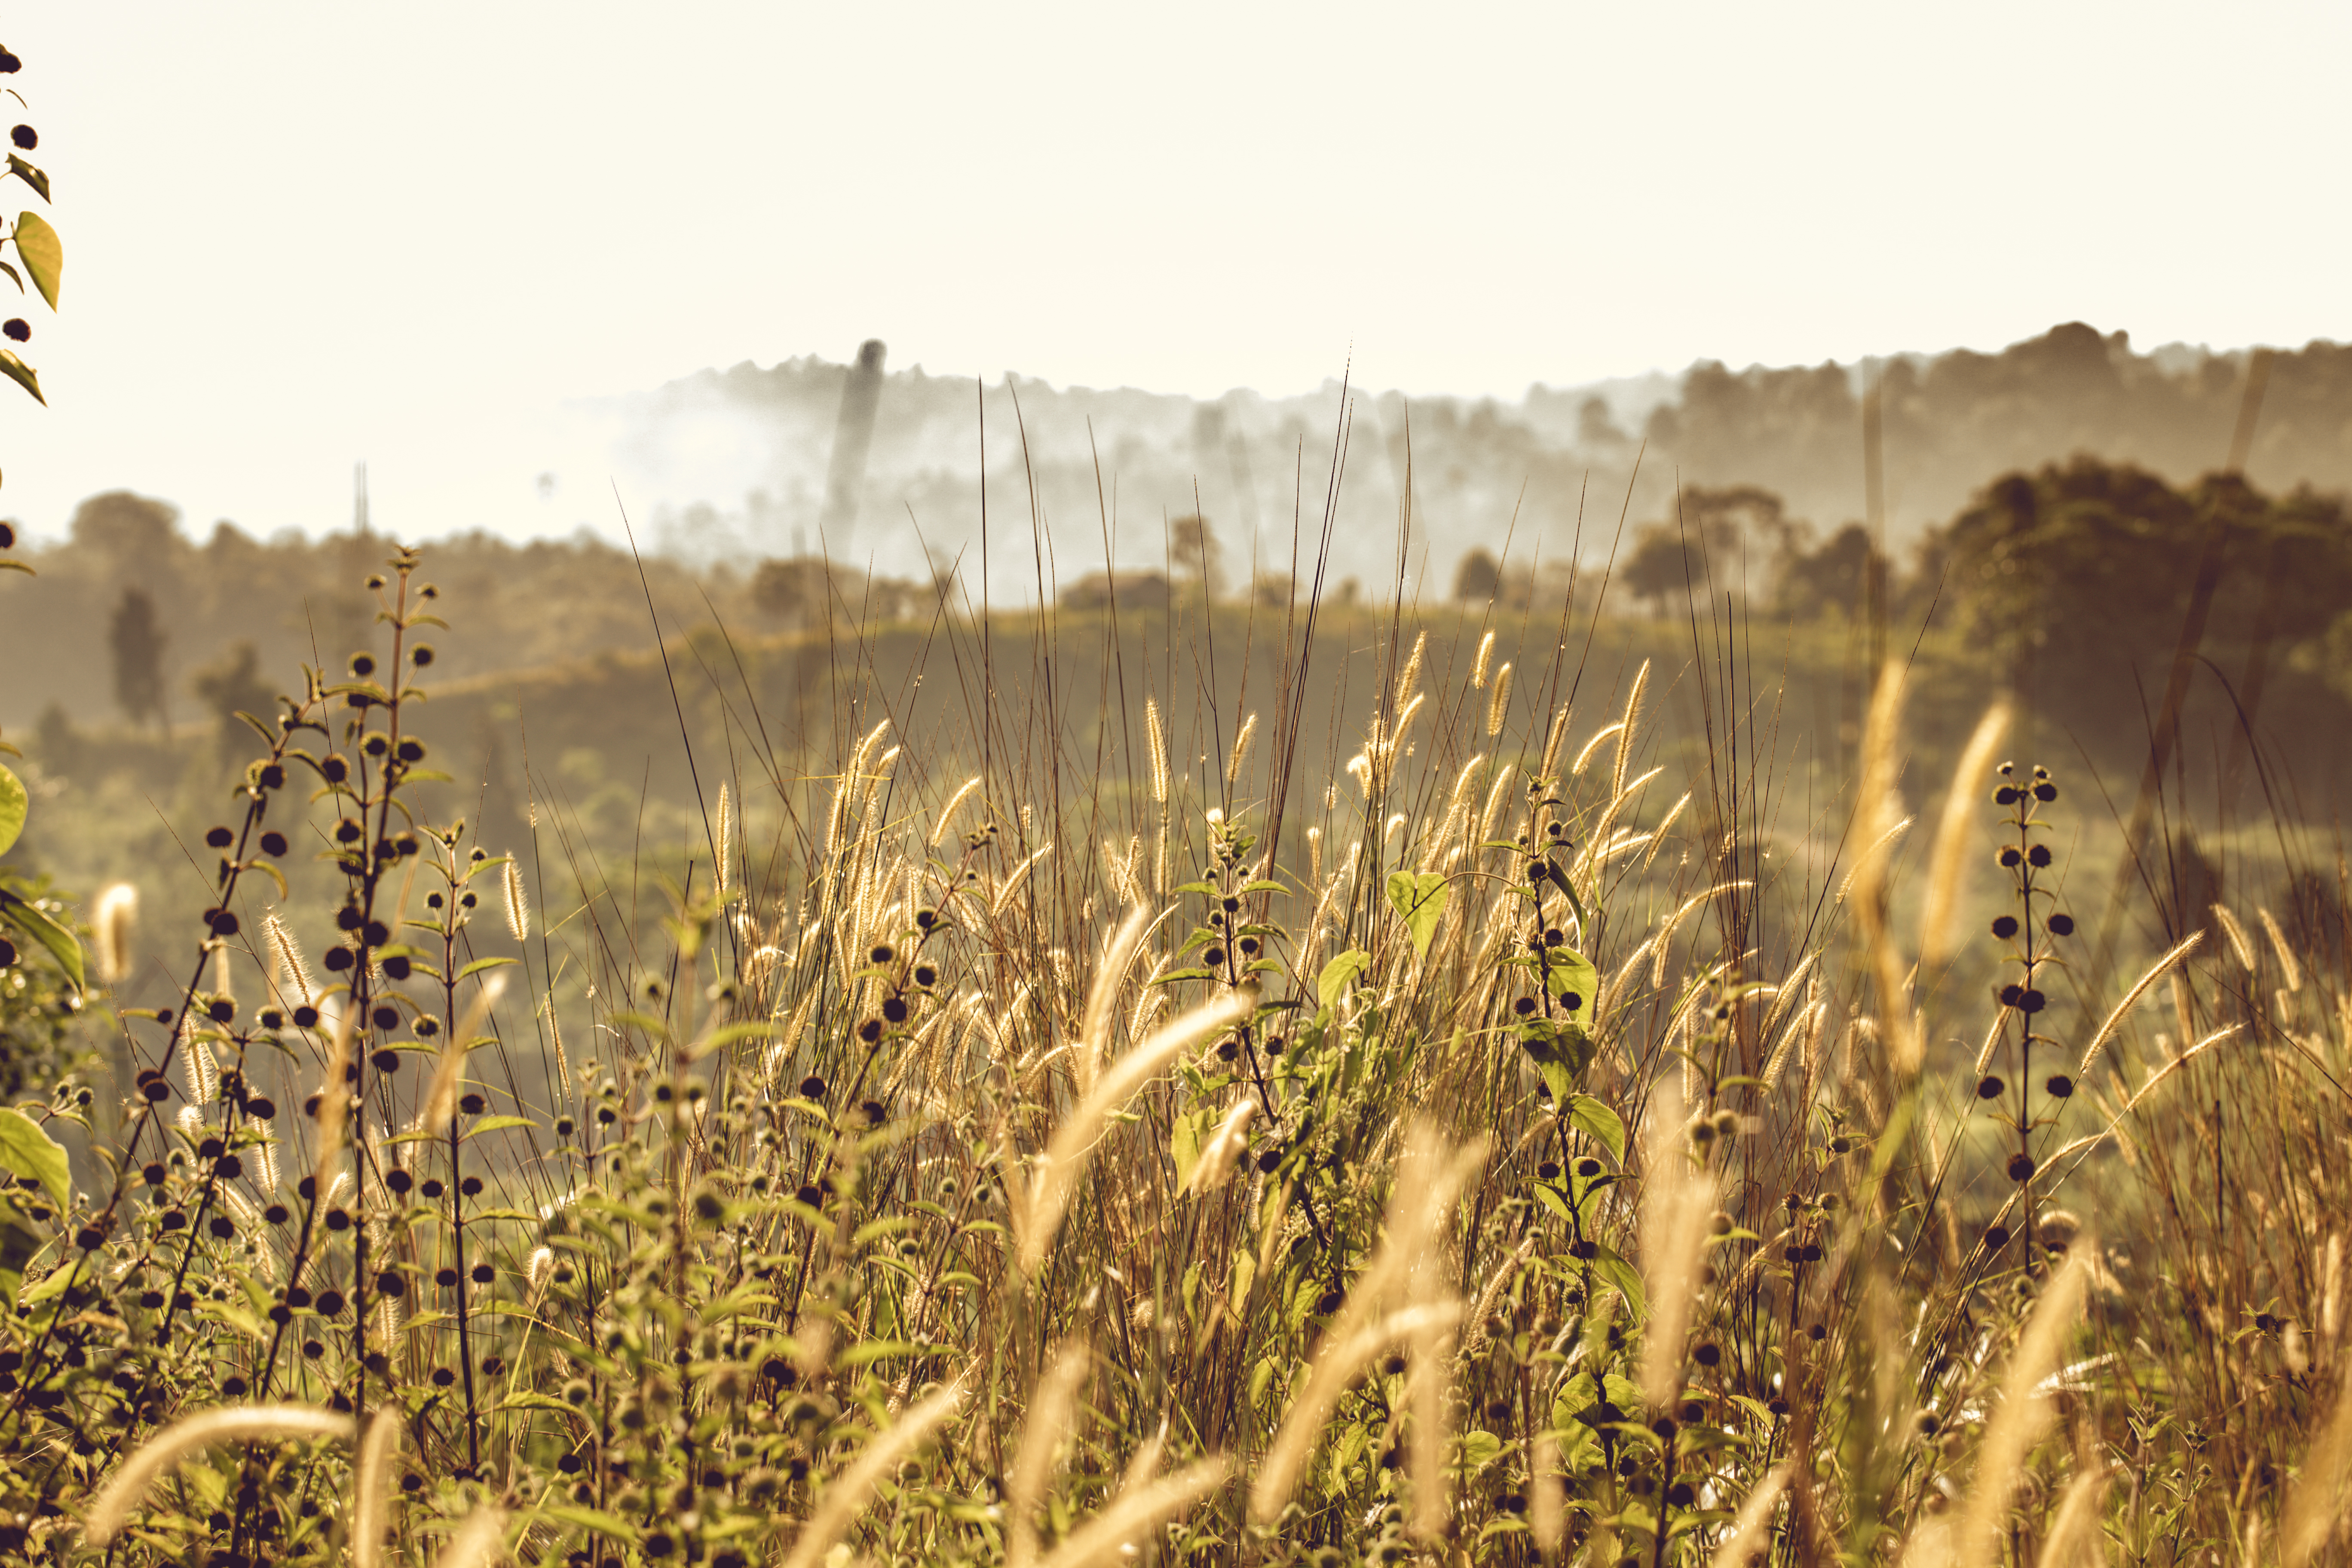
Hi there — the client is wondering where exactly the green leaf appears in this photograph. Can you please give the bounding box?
[13,211,58,309]
[0,888,80,989]
[0,346,40,405]
[1170,1105,1212,1193]
[6,156,48,203]
[466,1115,537,1135]
[0,259,18,291]
[1565,1094,1626,1164]
[1586,1243,1646,1319]
[1317,949,1370,1012]
[1541,945,1600,1023]
[0,762,24,855]
[457,956,520,980]
[0,1107,71,1209]
[1384,870,1449,959]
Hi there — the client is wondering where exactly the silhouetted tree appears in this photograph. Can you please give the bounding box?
[109,585,168,730]
[1452,548,1501,603]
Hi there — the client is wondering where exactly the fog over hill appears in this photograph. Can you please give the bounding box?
[595,323,2348,598]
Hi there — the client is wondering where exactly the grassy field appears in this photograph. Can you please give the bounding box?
[0,516,2349,1568]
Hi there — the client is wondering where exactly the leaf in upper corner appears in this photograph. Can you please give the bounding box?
[0,346,40,404]
[0,1106,70,1210]
[6,156,47,203]
[13,211,58,309]
[1384,870,1449,960]
[0,762,24,856]
[0,888,80,988]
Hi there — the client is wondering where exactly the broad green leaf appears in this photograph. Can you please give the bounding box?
[0,1107,70,1209]
[1540,944,1600,1023]
[466,1115,537,1135]
[1565,1093,1627,1164]
[0,346,40,405]
[457,956,520,979]
[13,211,58,309]
[0,762,24,855]
[1586,1243,1646,1319]
[1385,870,1449,959]
[0,889,80,988]
[1317,949,1370,1012]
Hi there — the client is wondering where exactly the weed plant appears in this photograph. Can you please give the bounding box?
[1,515,2350,1568]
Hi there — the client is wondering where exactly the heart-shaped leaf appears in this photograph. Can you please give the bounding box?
[1385,870,1450,959]
[13,211,59,309]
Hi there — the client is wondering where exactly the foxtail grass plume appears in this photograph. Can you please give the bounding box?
[1032,1458,1228,1568]
[1485,662,1512,736]
[929,775,982,848]
[83,1404,355,1546]
[264,910,312,1005]
[436,1504,509,1568]
[1015,990,1249,1274]
[2259,905,2303,992]
[2210,902,2254,970]
[1920,700,2010,968]
[1008,1340,1091,1568]
[93,881,137,986]
[714,781,734,900]
[1709,1464,1791,1568]
[425,971,508,1127]
[1948,1247,2091,1568]
[1225,710,1258,784]
[1637,1081,1719,1410]
[501,855,529,942]
[351,1408,403,1568]
[1851,658,1920,1073]
[2076,931,2204,1077]
[1471,628,1495,689]
[1145,698,1170,805]
[1075,904,1152,1096]
[778,1375,968,1568]
[1182,1098,1256,1196]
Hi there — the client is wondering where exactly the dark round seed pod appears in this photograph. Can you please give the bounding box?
[1314,1288,1345,1316]
[293,1006,320,1029]
[1513,996,1537,1017]
[1203,946,1226,967]
[881,996,910,1023]
[2045,1074,2074,1097]
[1977,1075,2005,1099]
[2019,989,2046,1014]
[1998,846,2023,868]
[370,1049,399,1073]
[1256,1148,1282,1173]
[869,943,894,965]
[2007,1153,2036,1182]
[1991,915,2019,939]
[795,1184,823,1208]
[799,1075,826,1099]
[459,1175,482,1196]
[314,1289,346,1317]
[458,1092,486,1115]
[205,825,235,848]
[1983,1224,2010,1250]
[370,1005,399,1030]
[2034,781,2057,802]
[1536,1160,1561,1181]
[913,964,938,987]
[323,948,353,973]
[11,126,35,150]
[1214,1037,1239,1061]
[2048,913,2075,936]
[2027,844,2052,867]
[1576,1157,1602,1177]
[857,1018,883,1043]
[1694,1341,1721,1366]
[472,1263,494,1284]
[382,956,410,980]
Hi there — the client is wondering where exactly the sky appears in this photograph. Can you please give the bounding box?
[3,1,2347,545]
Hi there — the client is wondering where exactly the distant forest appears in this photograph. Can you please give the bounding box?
[597,322,2351,597]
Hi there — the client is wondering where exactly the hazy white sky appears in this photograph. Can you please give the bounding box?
[3,2,2345,543]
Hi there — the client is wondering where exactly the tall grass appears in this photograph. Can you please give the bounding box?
[3,493,2350,1568]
